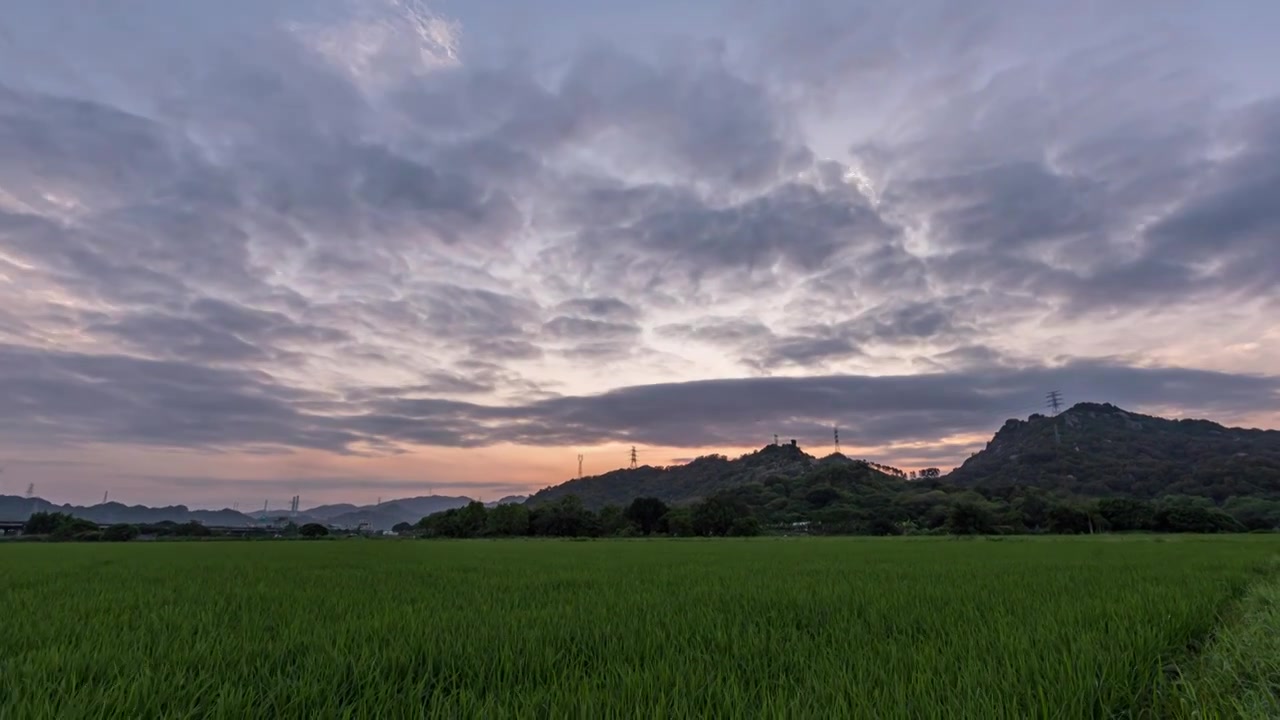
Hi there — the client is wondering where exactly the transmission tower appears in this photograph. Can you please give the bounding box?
[629,446,638,470]
[577,454,584,480]
[102,491,109,505]
[773,434,779,447]
[834,425,841,455]
[1046,391,1065,446]
[1046,391,1063,416]
[25,483,33,498]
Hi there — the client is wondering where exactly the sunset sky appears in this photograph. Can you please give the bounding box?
[1,0,1278,509]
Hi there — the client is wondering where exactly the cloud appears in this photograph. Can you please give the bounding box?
[0,343,360,452]
[1,0,1279,500]
[554,297,640,323]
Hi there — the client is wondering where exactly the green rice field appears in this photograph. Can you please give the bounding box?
[1,536,1278,719]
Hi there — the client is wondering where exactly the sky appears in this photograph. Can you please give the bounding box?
[1,0,1278,509]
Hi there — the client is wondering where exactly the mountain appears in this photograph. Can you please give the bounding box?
[300,496,471,529]
[946,403,1280,499]
[318,496,472,530]
[486,495,528,508]
[0,496,258,526]
[0,494,475,530]
[526,442,833,510]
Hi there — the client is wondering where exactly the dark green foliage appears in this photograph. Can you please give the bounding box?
[391,522,414,534]
[418,502,490,538]
[1153,503,1245,534]
[624,497,669,535]
[1097,498,1155,531]
[23,512,76,535]
[529,495,600,538]
[299,523,329,538]
[691,495,751,537]
[1047,505,1095,535]
[659,508,695,537]
[596,505,631,536]
[485,503,530,537]
[947,503,995,536]
[52,518,100,541]
[102,524,140,542]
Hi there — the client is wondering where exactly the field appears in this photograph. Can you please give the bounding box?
[1,537,1278,719]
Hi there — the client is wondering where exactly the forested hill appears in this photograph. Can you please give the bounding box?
[526,443,886,510]
[946,403,1280,499]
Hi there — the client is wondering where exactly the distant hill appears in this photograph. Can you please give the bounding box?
[486,495,528,508]
[946,403,1280,499]
[316,496,472,530]
[0,493,475,531]
[526,442,849,510]
[0,496,257,526]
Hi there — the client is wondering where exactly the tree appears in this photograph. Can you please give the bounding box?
[1096,498,1155,532]
[456,501,489,538]
[597,505,631,536]
[692,495,750,537]
[624,497,669,535]
[728,516,762,537]
[102,524,139,542]
[947,502,994,536]
[1047,504,1095,534]
[172,521,211,538]
[391,521,414,534]
[23,512,73,535]
[299,523,329,538]
[530,495,599,537]
[659,508,695,537]
[919,468,942,479]
[51,517,99,540]
[486,503,531,537]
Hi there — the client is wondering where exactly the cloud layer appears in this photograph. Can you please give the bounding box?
[1,0,1278,503]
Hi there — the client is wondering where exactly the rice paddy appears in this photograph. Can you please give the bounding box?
[1,536,1277,719]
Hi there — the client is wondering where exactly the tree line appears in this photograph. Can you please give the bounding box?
[413,462,1278,538]
[408,495,763,539]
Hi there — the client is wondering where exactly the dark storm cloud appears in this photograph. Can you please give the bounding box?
[397,43,811,189]
[507,362,1280,452]
[0,344,361,452]
[343,360,1280,460]
[656,317,773,345]
[560,177,895,283]
[554,297,640,323]
[87,298,353,363]
[541,316,641,341]
[2,339,1276,469]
